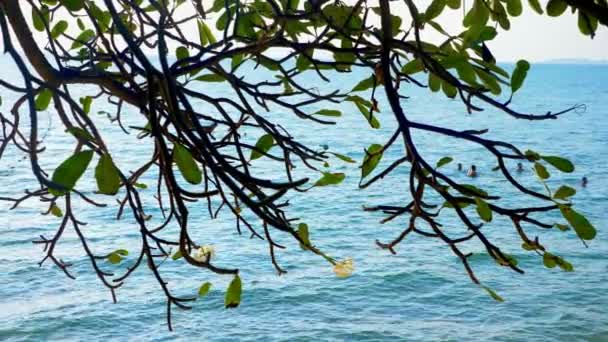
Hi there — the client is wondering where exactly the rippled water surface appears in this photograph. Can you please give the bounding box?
[1,61,607,341]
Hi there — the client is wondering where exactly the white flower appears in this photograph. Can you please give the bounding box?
[333,258,354,278]
[192,245,215,263]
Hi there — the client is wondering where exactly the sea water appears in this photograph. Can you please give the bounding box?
[0,59,607,341]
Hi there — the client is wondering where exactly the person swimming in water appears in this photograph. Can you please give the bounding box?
[582,176,588,187]
[467,165,477,177]
[516,162,523,172]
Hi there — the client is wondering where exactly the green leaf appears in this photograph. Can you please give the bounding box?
[250,134,274,160]
[50,204,63,217]
[482,286,504,302]
[521,242,536,251]
[424,0,446,21]
[95,154,121,195]
[578,12,598,37]
[173,144,202,184]
[351,76,375,92]
[534,162,550,179]
[201,21,217,44]
[32,5,50,32]
[524,149,540,161]
[473,58,509,78]
[235,13,258,38]
[198,20,217,46]
[35,88,53,111]
[296,51,313,71]
[559,205,596,240]
[197,20,209,46]
[436,156,453,168]
[390,15,402,35]
[442,200,471,209]
[198,282,212,297]
[324,5,364,34]
[49,150,94,196]
[506,0,523,16]
[172,250,183,260]
[107,252,122,264]
[354,101,380,129]
[285,18,312,38]
[496,253,518,267]
[232,54,244,70]
[297,223,311,250]
[401,59,424,75]
[89,3,111,32]
[314,172,345,187]
[314,109,341,117]
[441,54,467,71]
[176,46,189,61]
[331,153,356,163]
[194,74,226,82]
[446,0,461,10]
[543,252,557,268]
[428,73,441,92]
[115,249,129,256]
[557,257,574,272]
[225,275,242,308]
[60,0,85,11]
[511,60,530,93]
[541,156,574,173]
[134,182,148,189]
[476,69,501,95]
[210,0,228,12]
[455,60,478,85]
[475,197,492,222]
[463,0,489,27]
[251,0,273,16]
[441,80,457,98]
[95,61,112,71]
[71,29,95,50]
[546,0,568,16]
[216,9,231,31]
[478,26,498,41]
[76,18,85,31]
[283,79,294,94]
[460,184,488,197]
[257,56,280,71]
[553,185,576,200]
[528,0,543,14]
[281,0,300,12]
[554,223,570,231]
[361,144,383,179]
[79,96,92,114]
[494,1,511,30]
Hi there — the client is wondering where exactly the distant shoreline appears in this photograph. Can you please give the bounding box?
[499,59,608,65]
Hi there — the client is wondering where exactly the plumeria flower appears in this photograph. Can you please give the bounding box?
[192,245,215,263]
[333,258,354,278]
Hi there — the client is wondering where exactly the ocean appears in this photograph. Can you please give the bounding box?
[0,59,607,341]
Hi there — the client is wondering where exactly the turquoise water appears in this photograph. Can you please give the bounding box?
[0,61,607,341]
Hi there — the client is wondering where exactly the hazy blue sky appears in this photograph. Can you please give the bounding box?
[381,0,608,62]
[459,7,608,61]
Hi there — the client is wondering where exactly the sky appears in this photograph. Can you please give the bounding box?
[455,6,608,62]
[368,0,608,62]
[1,1,607,63]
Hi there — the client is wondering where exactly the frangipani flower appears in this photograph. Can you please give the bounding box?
[192,245,215,263]
[333,258,354,278]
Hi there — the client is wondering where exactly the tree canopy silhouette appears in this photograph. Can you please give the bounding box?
[0,0,604,330]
